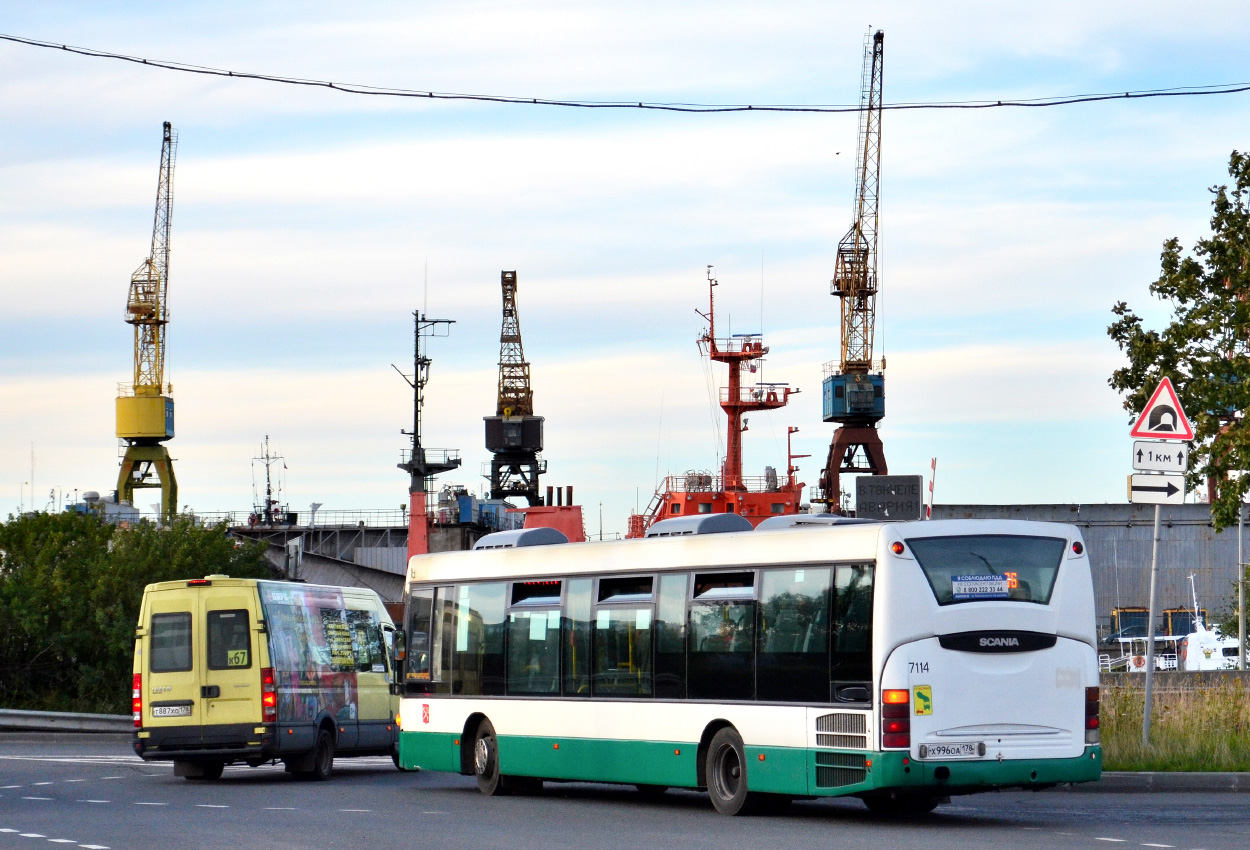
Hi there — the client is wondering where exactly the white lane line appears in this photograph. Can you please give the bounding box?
[133,802,166,806]
[21,797,52,801]
[421,811,447,814]
[78,845,111,849]
[19,835,46,839]
[1095,841,1127,844]
[264,807,296,811]
[339,809,372,812]
[196,804,228,809]
[48,840,77,844]
[1141,845,1174,848]
[32,783,53,787]
[3,786,23,789]
[100,777,123,781]
[0,829,17,833]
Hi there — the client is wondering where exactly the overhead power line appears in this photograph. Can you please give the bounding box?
[3,32,1249,114]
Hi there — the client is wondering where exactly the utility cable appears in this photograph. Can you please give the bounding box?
[3,32,1249,114]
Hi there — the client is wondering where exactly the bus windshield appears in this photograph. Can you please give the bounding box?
[907,534,1065,606]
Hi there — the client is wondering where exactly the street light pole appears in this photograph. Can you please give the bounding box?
[1239,501,1246,672]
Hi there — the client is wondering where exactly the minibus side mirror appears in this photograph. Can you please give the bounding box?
[393,629,407,663]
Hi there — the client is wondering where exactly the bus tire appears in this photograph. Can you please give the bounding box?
[474,719,510,796]
[706,727,753,815]
[306,729,335,781]
[182,760,224,781]
[861,792,940,815]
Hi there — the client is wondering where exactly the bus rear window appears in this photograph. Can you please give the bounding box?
[907,535,1065,606]
[150,612,192,672]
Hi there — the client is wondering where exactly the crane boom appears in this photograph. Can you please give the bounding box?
[485,271,546,505]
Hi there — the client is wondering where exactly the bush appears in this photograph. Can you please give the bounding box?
[0,511,271,714]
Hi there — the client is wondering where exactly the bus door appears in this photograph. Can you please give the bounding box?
[142,593,200,743]
[201,593,261,731]
[349,606,393,749]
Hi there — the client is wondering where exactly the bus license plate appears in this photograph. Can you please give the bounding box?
[151,705,192,718]
[925,742,977,759]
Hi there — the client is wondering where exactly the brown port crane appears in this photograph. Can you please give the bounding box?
[819,30,889,511]
[484,271,546,505]
[115,122,179,519]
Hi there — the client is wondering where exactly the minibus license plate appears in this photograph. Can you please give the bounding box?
[926,742,976,759]
[152,705,192,718]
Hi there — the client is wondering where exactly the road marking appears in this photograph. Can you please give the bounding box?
[0,829,16,833]
[48,840,77,844]
[134,802,166,806]
[19,834,46,838]
[21,797,51,801]
[100,777,123,781]
[421,811,447,814]
[3,786,23,789]
[1141,845,1174,848]
[196,804,229,809]
[264,807,296,810]
[78,845,111,849]
[32,783,53,786]
[1095,841,1127,844]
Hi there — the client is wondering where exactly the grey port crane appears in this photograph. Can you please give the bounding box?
[820,30,889,511]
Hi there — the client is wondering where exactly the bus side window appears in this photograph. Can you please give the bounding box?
[452,583,506,696]
[757,568,830,703]
[830,564,874,703]
[405,588,435,690]
[655,573,688,699]
[562,579,592,697]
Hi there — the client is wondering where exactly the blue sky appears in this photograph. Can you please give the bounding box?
[2,2,1247,534]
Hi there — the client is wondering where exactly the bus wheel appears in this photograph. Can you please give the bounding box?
[706,728,752,815]
[861,793,940,815]
[474,719,510,796]
[308,729,335,781]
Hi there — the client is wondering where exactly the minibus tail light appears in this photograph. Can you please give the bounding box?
[261,667,277,723]
[1085,686,1100,744]
[132,673,142,728]
[881,689,910,749]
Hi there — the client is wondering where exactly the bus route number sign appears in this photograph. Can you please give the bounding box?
[951,574,1009,600]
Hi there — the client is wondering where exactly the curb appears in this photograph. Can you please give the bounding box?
[1062,771,1250,793]
[0,708,131,733]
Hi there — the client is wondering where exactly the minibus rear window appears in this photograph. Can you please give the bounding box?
[151,612,192,672]
[207,609,252,670]
[907,535,1066,606]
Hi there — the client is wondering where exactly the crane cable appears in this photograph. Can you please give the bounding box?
[3,32,1249,114]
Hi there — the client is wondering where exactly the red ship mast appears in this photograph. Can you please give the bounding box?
[627,268,804,537]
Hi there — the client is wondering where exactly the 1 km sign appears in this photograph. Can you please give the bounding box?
[1129,377,1194,441]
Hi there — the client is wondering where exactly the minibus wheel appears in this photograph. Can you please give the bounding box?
[308,729,335,781]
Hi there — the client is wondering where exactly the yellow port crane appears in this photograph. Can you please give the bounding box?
[115,121,178,519]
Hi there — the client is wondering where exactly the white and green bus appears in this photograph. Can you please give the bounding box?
[394,516,1101,814]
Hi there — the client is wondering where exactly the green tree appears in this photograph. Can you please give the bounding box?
[0,512,271,713]
[1108,151,1250,531]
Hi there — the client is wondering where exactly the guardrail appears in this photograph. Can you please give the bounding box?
[0,708,131,733]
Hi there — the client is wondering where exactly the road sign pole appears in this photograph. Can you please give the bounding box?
[1240,504,1246,672]
[1142,504,1161,748]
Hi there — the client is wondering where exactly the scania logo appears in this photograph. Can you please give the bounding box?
[939,630,1057,653]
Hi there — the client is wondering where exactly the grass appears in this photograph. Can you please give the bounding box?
[1101,681,1250,771]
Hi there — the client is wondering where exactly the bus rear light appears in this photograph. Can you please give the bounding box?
[261,667,277,723]
[132,673,142,728]
[890,542,906,555]
[882,732,910,748]
[881,689,911,749]
[1085,686,1100,744]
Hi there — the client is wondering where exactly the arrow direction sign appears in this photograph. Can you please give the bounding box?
[1128,473,1186,505]
[1132,440,1189,473]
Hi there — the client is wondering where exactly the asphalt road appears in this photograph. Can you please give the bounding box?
[0,734,1246,850]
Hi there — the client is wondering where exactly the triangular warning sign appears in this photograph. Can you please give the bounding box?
[1129,377,1194,441]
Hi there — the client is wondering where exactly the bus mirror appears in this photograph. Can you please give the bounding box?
[393,630,407,663]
